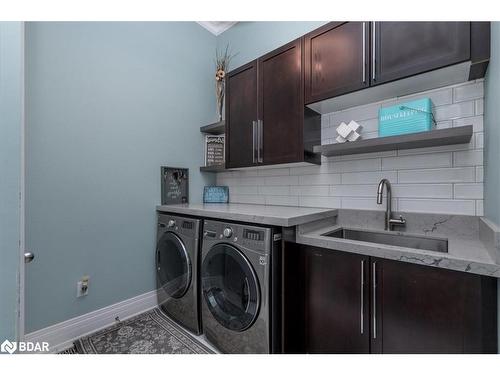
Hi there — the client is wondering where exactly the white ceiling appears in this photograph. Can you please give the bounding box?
[197,21,238,36]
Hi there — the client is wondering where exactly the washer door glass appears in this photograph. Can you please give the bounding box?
[202,243,260,332]
[156,232,191,299]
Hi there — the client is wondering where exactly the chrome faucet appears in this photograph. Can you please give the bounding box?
[377,179,406,231]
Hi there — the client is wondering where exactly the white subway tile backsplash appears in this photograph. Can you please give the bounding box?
[392,184,453,199]
[342,197,398,211]
[398,167,475,183]
[329,158,381,173]
[453,81,484,102]
[398,199,476,215]
[476,200,484,216]
[475,99,484,115]
[299,196,341,208]
[220,81,484,216]
[265,195,299,206]
[290,185,330,196]
[329,184,378,197]
[298,173,341,186]
[454,183,484,199]
[453,150,483,167]
[258,185,290,196]
[434,101,475,121]
[382,153,451,170]
[476,166,484,182]
[264,175,299,186]
[475,133,484,149]
[342,171,397,184]
[453,116,483,132]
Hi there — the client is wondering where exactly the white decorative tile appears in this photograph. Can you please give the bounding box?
[454,183,484,199]
[290,185,330,196]
[299,196,341,208]
[341,197,398,211]
[328,158,381,173]
[298,173,341,186]
[434,101,474,121]
[341,171,397,184]
[258,185,290,196]
[398,199,476,215]
[329,184,378,197]
[475,133,484,149]
[453,81,484,102]
[476,200,484,216]
[453,116,483,132]
[453,150,483,167]
[392,184,453,199]
[475,99,484,115]
[398,167,475,183]
[265,195,299,206]
[258,168,290,176]
[476,166,484,182]
[264,175,299,186]
[382,153,451,170]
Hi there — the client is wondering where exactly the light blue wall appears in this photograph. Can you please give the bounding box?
[485,22,500,226]
[217,21,327,69]
[0,22,23,341]
[25,22,216,332]
[483,21,500,352]
[483,21,500,353]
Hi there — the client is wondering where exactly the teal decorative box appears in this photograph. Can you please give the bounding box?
[378,98,435,137]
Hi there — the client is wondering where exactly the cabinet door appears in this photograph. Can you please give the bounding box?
[371,258,497,354]
[258,39,303,165]
[372,22,470,85]
[304,22,370,104]
[225,60,258,169]
[304,246,369,353]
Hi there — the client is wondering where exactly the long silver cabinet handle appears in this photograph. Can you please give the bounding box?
[360,260,365,335]
[372,22,376,81]
[258,120,263,163]
[252,120,257,163]
[372,261,377,339]
[362,22,366,83]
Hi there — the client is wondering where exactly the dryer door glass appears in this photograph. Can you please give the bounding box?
[156,232,192,299]
[202,244,260,332]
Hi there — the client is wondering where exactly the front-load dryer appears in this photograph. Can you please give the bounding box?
[156,213,201,335]
[200,219,282,353]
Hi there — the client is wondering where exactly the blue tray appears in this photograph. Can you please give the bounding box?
[203,186,229,203]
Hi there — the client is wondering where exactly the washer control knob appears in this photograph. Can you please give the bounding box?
[223,227,233,238]
[167,219,176,228]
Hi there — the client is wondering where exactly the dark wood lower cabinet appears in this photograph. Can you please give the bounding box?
[283,244,498,354]
[371,257,498,354]
[304,246,369,353]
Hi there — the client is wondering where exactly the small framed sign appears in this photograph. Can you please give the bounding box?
[205,135,225,167]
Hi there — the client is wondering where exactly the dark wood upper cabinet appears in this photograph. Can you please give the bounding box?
[225,60,258,169]
[372,22,471,86]
[303,246,370,353]
[258,39,304,165]
[225,40,321,169]
[371,257,497,354]
[304,22,370,104]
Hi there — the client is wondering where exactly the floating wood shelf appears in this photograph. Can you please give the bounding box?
[200,120,225,135]
[200,164,226,172]
[313,125,473,157]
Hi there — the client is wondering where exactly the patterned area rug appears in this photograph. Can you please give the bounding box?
[72,308,213,354]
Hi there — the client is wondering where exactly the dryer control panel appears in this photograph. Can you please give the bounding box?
[202,220,275,255]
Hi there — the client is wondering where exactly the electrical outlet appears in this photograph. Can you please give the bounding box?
[77,276,90,298]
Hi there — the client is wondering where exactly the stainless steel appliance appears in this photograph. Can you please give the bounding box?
[156,213,201,335]
[200,220,281,353]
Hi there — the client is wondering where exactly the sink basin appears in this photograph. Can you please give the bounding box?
[322,228,448,253]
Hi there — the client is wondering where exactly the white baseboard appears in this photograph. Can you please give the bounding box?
[25,289,158,353]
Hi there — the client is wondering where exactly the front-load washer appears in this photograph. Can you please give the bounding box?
[156,213,201,335]
[200,219,282,353]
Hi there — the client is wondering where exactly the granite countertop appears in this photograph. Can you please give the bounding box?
[156,203,338,227]
[296,209,500,278]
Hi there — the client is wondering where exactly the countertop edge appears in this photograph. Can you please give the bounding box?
[296,223,500,279]
[156,205,338,227]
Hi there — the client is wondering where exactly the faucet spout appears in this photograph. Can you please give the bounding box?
[377,179,395,231]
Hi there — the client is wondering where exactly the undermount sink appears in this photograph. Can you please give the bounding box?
[322,228,448,253]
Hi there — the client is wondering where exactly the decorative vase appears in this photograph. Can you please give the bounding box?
[216,80,225,122]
